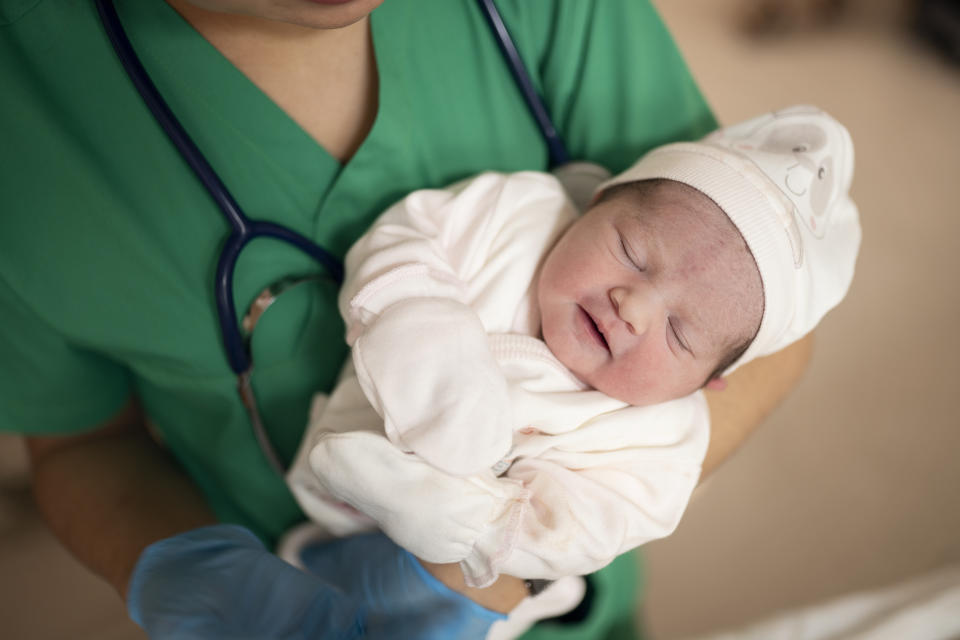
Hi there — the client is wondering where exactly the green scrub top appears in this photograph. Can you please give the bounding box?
[1,1,713,636]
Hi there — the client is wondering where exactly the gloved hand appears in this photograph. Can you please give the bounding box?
[300,531,506,640]
[127,524,364,640]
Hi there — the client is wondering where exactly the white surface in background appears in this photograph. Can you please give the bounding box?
[686,564,960,640]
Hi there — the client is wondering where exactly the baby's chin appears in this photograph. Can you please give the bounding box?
[562,368,634,405]
[584,372,688,408]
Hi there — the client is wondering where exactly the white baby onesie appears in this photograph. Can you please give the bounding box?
[287,171,709,587]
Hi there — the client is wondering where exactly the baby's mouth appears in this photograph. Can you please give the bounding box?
[580,306,610,352]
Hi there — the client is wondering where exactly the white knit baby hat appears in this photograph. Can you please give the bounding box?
[596,105,861,372]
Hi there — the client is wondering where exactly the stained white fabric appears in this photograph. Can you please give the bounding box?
[287,172,709,587]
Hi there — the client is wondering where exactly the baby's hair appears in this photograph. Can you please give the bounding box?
[703,339,751,387]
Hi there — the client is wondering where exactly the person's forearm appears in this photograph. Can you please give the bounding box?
[25,400,215,598]
[419,560,528,614]
[701,333,814,479]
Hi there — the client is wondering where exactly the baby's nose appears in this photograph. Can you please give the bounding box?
[610,286,662,336]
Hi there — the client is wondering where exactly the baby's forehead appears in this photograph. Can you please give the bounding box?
[620,181,747,257]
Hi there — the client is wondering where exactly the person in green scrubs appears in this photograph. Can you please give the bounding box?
[0,0,812,637]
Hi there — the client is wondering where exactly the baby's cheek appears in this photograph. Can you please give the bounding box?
[548,255,580,284]
[602,359,657,406]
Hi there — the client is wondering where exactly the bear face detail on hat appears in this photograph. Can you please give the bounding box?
[596,105,861,374]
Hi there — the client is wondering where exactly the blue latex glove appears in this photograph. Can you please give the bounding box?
[300,531,506,640]
[127,524,364,640]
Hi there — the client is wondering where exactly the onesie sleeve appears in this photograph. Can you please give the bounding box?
[455,392,711,584]
[474,393,710,583]
[307,391,710,587]
[338,172,568,476]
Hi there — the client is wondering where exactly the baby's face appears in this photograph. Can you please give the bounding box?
[537,181,763,406]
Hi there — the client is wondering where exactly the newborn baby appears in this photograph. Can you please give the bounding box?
[286,105,861,593]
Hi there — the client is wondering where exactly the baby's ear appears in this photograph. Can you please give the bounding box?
[705,377,728,391]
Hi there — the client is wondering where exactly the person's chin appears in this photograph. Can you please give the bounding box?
[241,0,382,30]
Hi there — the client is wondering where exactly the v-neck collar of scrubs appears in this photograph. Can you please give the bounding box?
[112,0,406,255]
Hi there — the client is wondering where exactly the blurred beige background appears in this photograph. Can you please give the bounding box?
[1,0,958,638]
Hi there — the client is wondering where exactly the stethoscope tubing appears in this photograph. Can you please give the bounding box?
[95,0,568,472]
[475,0,569,167]
[95,0,344,376]
[214,221,342,374]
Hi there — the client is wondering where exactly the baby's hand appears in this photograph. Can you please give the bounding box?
[352,297,513,475]
[308,429,527,568]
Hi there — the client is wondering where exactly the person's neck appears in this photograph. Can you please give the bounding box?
[163,0,378,163]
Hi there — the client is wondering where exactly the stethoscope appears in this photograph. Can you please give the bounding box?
[94,0,568,475]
